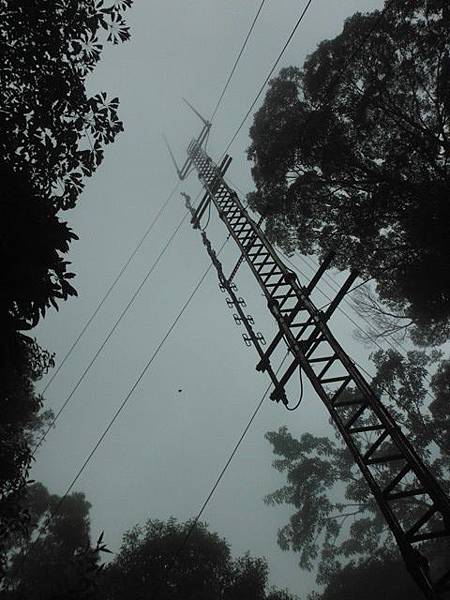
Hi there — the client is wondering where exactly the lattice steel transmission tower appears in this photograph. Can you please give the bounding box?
[166,112,450,599]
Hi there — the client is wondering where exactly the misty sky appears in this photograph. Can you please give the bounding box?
[33,1,385,596]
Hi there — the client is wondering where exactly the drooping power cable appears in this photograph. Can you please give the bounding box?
[15,236,229,580]
[33,209,190,455]
[150,350,290,600]
[222,0,314,156]
[42,182,180,396]
[210,0,268,122]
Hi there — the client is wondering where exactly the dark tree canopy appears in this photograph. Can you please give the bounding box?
[1,0,130,212]
[264,349,449,588]
[0,0,133,329]
[99,518,296,600]
[0,335,54,575]
[309,558,423,600]
[0,166,78,330]
[4,482,108,600]
[0,0,132,572]
[247,0,450,345]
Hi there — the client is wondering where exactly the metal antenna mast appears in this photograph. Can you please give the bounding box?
[172,111,450,600]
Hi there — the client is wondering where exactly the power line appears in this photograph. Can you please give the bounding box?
[42,182,180,396]
[296,252,416,360]
[151,350,290,600]
[35,0,269,447]
[33,0,286,487]
[233,0,402,350]
[220,0,395,182]
[56,241,225,500]
[227,189,406,369]
[281,250,403,355]
[29,0,406,580]
[15,236,229,581]
[236,106,417,361]
[222,0,314,156]
[285,366,303,411]
[210,0,268,121]
[301,253,412,349]
[33,209,190,455]
[279,250,438,406]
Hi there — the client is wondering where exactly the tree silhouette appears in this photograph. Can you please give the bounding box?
[1,0,131,211]
[1,0,134,329]
[0,0,133,573]
[99,518,296,600]
[3,482,109,600]
[0,334,54,576]
[0,166,78,330]
[309,557,423,600]
[264,349,449,589]
[247,0,450,345]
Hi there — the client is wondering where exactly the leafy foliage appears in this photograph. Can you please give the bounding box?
[0,0,132,578]
[0,1,133,328]
[99,518,297,600]
[0,334,54,575]
[3,483,109,600]
[247,0,450,344]
[264,349,449,587]
[0,0,132,211]
[309,557,423,600]
[0,166,79,330]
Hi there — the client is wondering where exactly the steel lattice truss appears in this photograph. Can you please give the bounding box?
[177,130,450,599]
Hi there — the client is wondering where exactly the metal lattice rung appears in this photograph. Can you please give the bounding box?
[320,375,352,385]
[348,423,384,434]
[344,404,368,429]
[387,488,427,501]
[366,453,406,465]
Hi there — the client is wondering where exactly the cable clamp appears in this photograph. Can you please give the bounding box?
[256,332,266,345]
[242,334,252,347]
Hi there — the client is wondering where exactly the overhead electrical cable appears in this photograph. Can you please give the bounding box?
[220,0,394,165]
[210,0,268,121]
[42,182,180,395]
[15,236,229,579]
[222,0,314,156]
[148,1,444,591]
[280,250,438,404]
[151,350,291,600]
[228,178,423,384]
[285,367,303,411]
[33,208,190,455]
[297,252,418,360]
[281,249,407,354]
[302,253,413,351]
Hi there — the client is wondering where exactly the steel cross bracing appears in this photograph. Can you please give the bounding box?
[181,138,450,599]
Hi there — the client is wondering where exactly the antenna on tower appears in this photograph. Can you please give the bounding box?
[165,99,211,180]
[182,97,210,126]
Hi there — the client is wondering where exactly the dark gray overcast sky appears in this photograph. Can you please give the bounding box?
[33,1,385,596]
